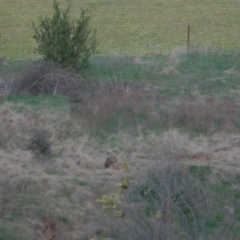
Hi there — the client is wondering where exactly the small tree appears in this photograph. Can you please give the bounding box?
[32,0,96,70]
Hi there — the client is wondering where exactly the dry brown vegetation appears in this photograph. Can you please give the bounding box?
[1,53,240,239]
[0,101,240,239]
[1,114,240,239]
[169,97,240,133]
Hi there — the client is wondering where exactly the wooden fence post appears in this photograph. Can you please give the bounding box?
[187,25,190,52]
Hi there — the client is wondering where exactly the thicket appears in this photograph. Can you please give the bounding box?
[97,162,240,240]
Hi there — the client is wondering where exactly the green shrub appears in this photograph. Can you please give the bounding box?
[32,0,96,71]
[96,162,130,217]
[27,130,52,160]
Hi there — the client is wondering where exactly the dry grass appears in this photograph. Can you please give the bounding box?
[71,81,158,129]
[169,97,240,133]
[0,104,240,238]
[1,64,240,238]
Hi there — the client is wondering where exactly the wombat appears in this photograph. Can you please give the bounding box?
[104,156,118,168]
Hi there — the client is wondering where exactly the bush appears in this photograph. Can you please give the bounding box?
[123,163,240,240]
[169,97,240,133]
[13,62,88,96]
[71,82,158,130]
[27,129,52,160]
[32,0,96,71]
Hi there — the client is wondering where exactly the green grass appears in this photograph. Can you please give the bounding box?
[188,165,212,182]
[2,94,69,110]
[87,54,166,82]
[1,0,240,59]
[45,168,66,176]
[0,60,32,75]
[86,51,240,98]
[0,224,28,240]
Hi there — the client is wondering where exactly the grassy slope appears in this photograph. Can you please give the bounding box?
[1,0,240,239]
[0,51,240,238]
[1,0,240,58]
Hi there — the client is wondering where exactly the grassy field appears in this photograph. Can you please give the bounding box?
[1,0,240,58]
[1,0,240,239]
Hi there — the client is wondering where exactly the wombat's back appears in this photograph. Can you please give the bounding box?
[104,156,118,168]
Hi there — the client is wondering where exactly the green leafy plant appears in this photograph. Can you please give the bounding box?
[116,162,130,193]
[32,0,96,71]
[97,162,130,217]
[96,194,122,217]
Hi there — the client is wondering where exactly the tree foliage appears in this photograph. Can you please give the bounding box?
[32,0,96,70]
